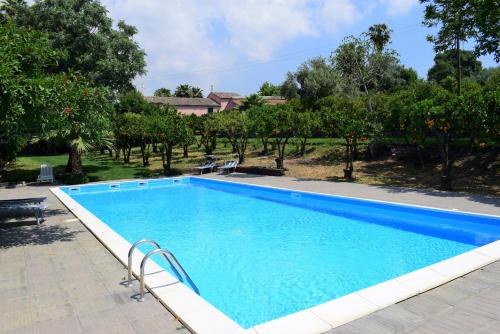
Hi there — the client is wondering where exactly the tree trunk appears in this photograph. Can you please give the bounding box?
[66,145,83,175]
[456,32,462,96]
[344,142,354,179]
[140,144,149,167]
[183,144,189,158]
[261,138,268,155]
[108,148,113,157]
[439,141,453,190]
[164,144,173,172]
[300,138,307,156]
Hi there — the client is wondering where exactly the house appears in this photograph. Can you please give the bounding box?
[145,96,220,116]
[206,92,242,111]
[145,92,287,116]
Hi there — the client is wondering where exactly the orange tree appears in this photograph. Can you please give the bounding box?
[321,96,370,179]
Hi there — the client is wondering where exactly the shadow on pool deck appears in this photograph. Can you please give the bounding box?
[0,224,81,249]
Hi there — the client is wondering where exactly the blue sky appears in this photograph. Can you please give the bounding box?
[102,0,497,96]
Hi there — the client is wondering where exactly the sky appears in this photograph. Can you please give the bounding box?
[102,0,498,96]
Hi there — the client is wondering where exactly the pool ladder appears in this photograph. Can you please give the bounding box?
[127,239,200,301]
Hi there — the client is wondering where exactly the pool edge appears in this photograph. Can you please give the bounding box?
[51,178,500,334]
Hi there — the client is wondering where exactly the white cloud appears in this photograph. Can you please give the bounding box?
[381,0,418,16]
[219,0,315,60]
[101,0,367,94]
[319,0,363,34]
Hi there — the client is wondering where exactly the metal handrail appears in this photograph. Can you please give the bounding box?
[138,248,200,301]
[127,239,174,286]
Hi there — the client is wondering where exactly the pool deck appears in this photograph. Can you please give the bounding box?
[0,183,189,334]
[1,174,499,333]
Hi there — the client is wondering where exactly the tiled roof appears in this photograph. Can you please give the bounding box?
[209,92,242,99]
[145,96,220,107]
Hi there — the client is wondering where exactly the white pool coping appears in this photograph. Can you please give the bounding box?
[51,178,500,334]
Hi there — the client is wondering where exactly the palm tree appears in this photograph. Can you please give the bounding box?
[366,23,392,52]
[154,87,171,97]
[174,84,192,97]
[190,86,203,97]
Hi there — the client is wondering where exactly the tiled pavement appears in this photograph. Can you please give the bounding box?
[0,184,189,334]
[1,176,500,334]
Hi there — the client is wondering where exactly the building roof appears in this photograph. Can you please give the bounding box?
[145,96,220,107]
[262,96,286,105]
[209,92,242,99]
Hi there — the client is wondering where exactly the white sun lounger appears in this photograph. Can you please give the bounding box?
[37,164,54,184]
[221,160,238,174]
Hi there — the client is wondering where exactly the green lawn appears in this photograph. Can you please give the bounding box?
[1,153,162,184]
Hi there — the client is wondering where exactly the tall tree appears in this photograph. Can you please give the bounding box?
[9,0,146,92]
[428,50,483,85]
[420,0,497,95]
[154,87,171,97]
[281,57,338,104]
[366,23,392,52]
[331,33,399,112]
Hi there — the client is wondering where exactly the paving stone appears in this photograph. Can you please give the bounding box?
[31,316,82,334]
[131,314,191,334]
[0,298,33,332]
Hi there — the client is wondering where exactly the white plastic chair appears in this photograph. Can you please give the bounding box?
[37,164,54,184]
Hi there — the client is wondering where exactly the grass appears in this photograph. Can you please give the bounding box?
[2,137,498,195]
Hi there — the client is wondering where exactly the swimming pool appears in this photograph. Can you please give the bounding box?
[55,177,500,333]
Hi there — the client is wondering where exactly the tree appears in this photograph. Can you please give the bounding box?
[0,21,62,169]
[150,107,189,172]
[258,81,280,96]
[331,34,399,112]
[217,110,250,163]
[281,57,338,104]
[239,94,264,111]
[366,23,392,52]
[9,0,146,92]
[321,96,370,179]
[248,104,274,155]
[268,104,295,169]
[114,112,139,163]
[191,86,203,98]
[42,74,113,174]
[390,82,438,167]
[428,50,483,86]
[294,110,320,156]
[422,0,499,70]
[174,84,203,97]
[200,114,220,155]
[115,90,151,114]
[154,87,171,97]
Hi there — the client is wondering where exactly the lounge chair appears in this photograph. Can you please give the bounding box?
[0,198,48,225]
[193,161,217,175]
[37,164,54,184]
[220,160,238,174]
[0,197,47,206]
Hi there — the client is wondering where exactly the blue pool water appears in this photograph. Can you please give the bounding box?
[63,178,500,328]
